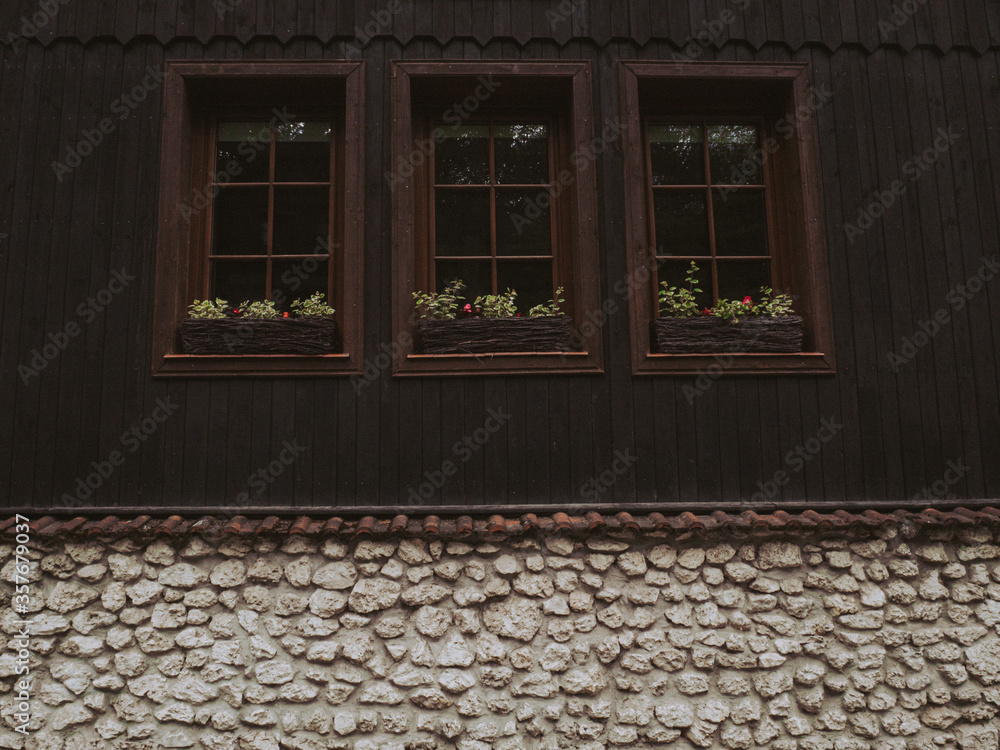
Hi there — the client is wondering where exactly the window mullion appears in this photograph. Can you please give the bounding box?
[547,113,558,295]
[429,117,437,292]
[329,116,337,308]
[489,118,498,294]
[206,118,219,299]
[643,119,661,317]
[266,126,277,301]
[702,123,718,302]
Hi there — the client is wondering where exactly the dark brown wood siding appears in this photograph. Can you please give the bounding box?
[2,0,999,508]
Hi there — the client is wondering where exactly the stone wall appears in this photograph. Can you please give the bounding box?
[4,523,1000,750]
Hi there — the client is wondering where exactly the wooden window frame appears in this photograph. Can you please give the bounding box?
[425,115,560,305]
[620,61,835,376]
[391,61,603,377]
[645,118,771,300]
[207,114,338,308]
[152,61,364,378]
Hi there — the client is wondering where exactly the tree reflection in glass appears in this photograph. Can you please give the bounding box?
[435,124,490,185]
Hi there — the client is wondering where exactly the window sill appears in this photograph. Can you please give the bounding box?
[634,351,835,376]
[155,353,359,378]
[395,351,601,377]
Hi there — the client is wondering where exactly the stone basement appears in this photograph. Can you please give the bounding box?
[4,522,1000,750]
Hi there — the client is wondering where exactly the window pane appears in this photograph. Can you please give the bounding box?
[495,189,551,256]
[212,186,269,255]
[435,260,492,303]
[272,259,330,312]
[216,121,271,183]
[713,188,767,256]
[717,261,772,302]
[653,189,709,256]
[497,261,553,312]
[435,124,489,185]
[274,186,330,255]
[709,124,762,185]
[656,260,712,312]
[275,121,331,183]
[649,125,704,185]
[211,260,267,304]
[435,189,491,256]
[495,123,549,184]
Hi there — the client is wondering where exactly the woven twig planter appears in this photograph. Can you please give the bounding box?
[654,315,804,354]
[180,318,338,355]
[416,316,574,354]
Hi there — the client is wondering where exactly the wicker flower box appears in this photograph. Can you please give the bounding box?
[416,316,574,354]
[654,315,804,354]
[180,318,338,355]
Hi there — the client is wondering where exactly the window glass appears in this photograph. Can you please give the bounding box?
[212,186,269,255]
[209,119,334,306]
[495,189,551,256]
[708,124,761,185]
[717,260,771,301]
[435,124,490,185]
[212,259,267,304]
[215,121,271,183]
[652,190,709,257]
[712,189,767,256]
[649,124,704,185]
[494,123,549,184]
[275,121,331,183]
[431,119,557,306]
[650,121,769,303]
[274,186,329,254]
[272,259,330,312]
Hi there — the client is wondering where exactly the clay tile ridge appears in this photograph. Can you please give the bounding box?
[3,507,999,542]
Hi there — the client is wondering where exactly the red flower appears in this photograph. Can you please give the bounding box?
[282,312,289,318]
[702,308,712,316]
[742,296,752,304]
[233,308,241,315]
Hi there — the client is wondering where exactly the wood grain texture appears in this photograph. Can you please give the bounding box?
[1,2,999,510]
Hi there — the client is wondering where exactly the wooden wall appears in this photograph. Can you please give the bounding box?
[1,0,999,509]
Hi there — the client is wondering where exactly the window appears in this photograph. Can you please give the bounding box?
[431,120,559,312]
[620,62,835,375]
[390,62,604,376]
[648,122,772,305]
[152,61,364,377]
[209,119,335,311]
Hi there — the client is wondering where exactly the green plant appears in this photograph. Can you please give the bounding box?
[713,288,796,322]
[756,287,795,316]
[658,262,796,322]
[291,292,335,317]
[658,261,702,318]
[238,299,279,319]
[413,279,465,320]
[710,297,747,323]
[528,286,565,317]
[188,298,228,319]
[475,289,518,318]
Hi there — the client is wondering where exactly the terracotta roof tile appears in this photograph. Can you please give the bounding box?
[2,507,999,542]
[487,515,506,536]
[552,512,572,533]
[258,516,281,534]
